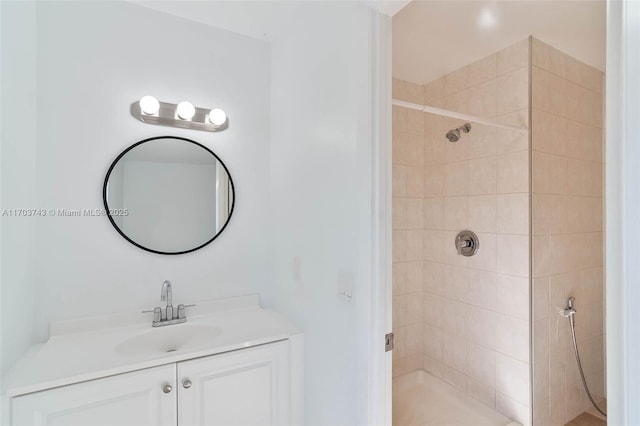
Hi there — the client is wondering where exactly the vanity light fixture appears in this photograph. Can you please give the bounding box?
[208,108,227,127]
[176,101,196,120]
[131,96,229,132]
[139,95,160,115]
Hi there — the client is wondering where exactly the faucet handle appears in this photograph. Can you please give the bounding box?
[456,239,471,255]
[142,307,162,322]
[177,304,196,319]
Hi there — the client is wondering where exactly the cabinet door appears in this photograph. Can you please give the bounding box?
[177,341,290,426]
[12,364,177,426]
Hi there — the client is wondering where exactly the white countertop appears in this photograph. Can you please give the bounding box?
[2,295,300,397]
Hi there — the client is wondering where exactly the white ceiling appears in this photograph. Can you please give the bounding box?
[131,1,285,41]
[393,0,606,84]
[131,0,412,41]
[133,0,605,86]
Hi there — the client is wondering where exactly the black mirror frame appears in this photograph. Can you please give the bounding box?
[102,136,236,255]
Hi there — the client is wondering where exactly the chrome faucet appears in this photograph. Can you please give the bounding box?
[161,280,173,320]
[142,280,194,327]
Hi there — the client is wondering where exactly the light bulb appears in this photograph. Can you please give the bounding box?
[478,6,497,29]
[208,108,227,126]
[139,95,160,115]
[176,101,196,120]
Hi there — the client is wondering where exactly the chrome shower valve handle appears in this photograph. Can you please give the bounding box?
[454,230,479,257]
[456,239,471,254]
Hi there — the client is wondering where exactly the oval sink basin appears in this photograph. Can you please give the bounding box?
[115,324,221,357]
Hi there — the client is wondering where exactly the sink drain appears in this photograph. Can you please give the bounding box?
[166,348,177,353]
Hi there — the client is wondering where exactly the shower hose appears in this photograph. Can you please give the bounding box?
[567,304,607,417]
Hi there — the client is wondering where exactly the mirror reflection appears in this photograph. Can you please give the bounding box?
[104,136,234,254]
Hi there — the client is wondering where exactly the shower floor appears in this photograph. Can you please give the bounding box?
[565,412,606,426]
[393,370,520,426]
[565,399,607,426]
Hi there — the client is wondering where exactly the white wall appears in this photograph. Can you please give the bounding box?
[268,3,374,424]
[28,1,271,342]
[0,1,38,375]
[2,2,381,424]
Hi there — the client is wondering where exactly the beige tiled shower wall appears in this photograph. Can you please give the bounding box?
[530,38,605,425]
[392,79,426,380]
[393,38,531,425]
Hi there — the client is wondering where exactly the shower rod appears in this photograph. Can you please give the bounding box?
[392,98,528,133]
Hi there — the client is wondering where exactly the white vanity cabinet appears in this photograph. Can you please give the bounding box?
[11,341,291,426]
[5,297,303,426]
[178,341,290,426]
[11,364,177,426]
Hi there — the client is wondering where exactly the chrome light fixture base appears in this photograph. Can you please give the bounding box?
[130,100,229,132]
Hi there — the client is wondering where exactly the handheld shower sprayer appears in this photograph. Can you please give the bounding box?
[563,296,606,417]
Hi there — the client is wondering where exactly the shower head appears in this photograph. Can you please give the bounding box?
[445,123,472,142]
[446,129,460,142]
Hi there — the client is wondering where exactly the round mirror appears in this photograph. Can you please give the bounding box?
[103,136,235,254]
